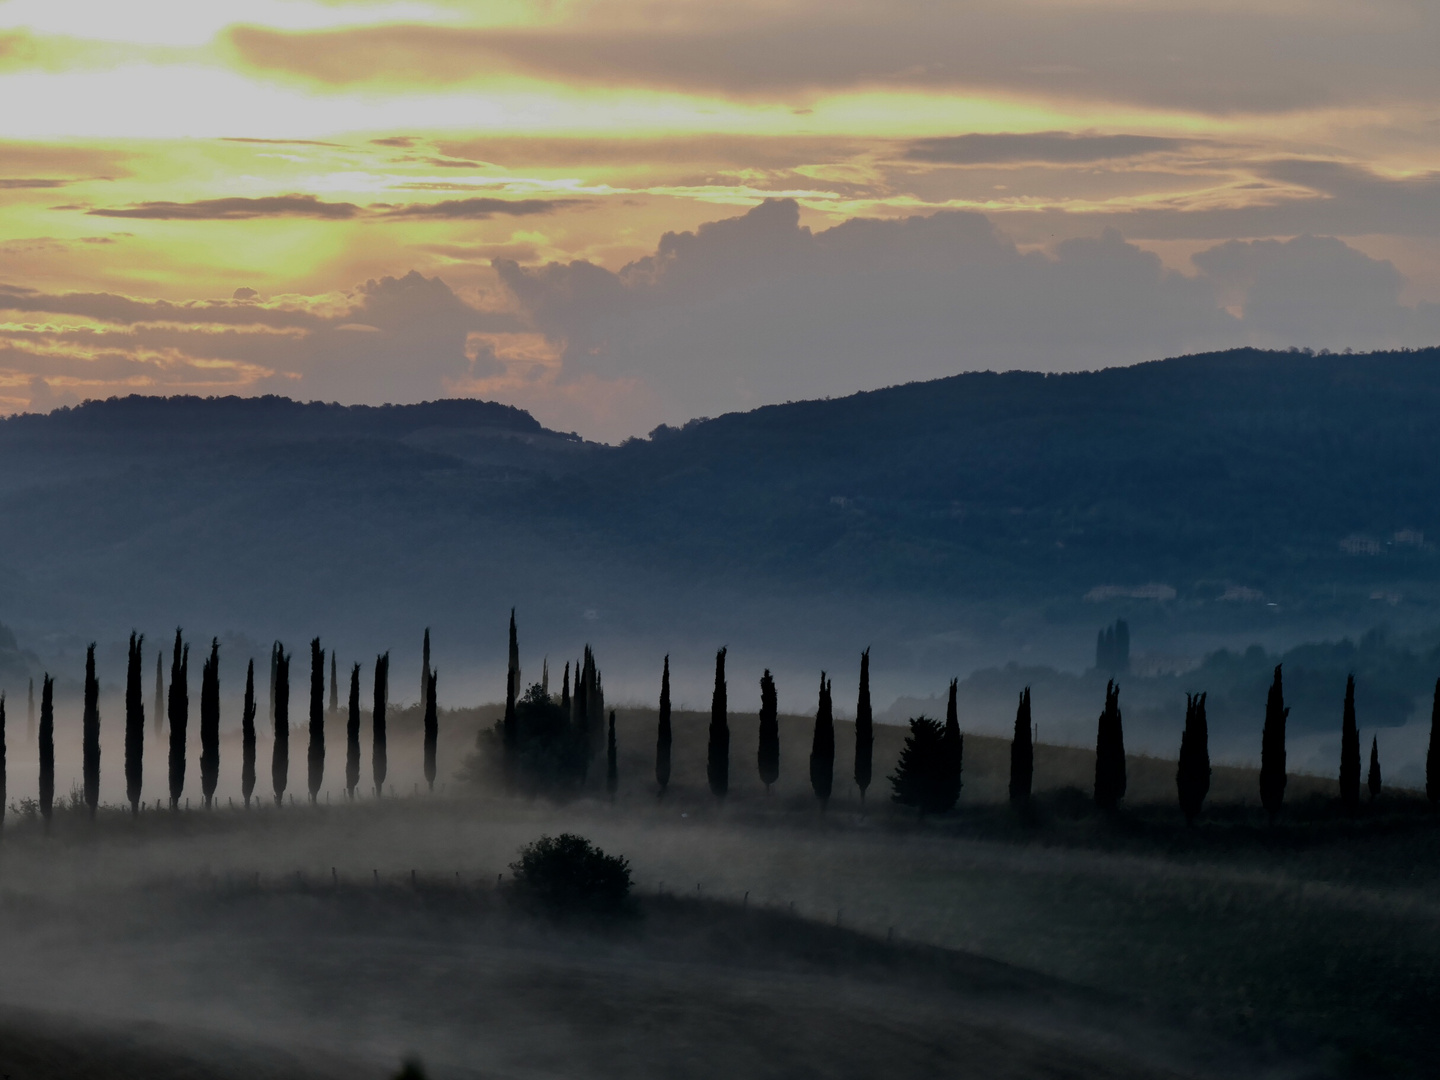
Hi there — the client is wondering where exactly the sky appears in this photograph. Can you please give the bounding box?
[1,0,1438,441]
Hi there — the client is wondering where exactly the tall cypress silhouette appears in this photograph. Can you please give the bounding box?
[1093,680,1126,810]
[0,693,6,831]
[372,651,389,798]
[1370,737,1382,806]
[241,659,257,808]
[593,668,606,759]
[421,627,431,710]
[606,710,618,799]
[1427,679,1440,805]
[940,678,963,811]
[707,647,729,797]
[1176,691,1210,824]
[82,642,100,819]
[810,672,835,807]
[561,661,571,711]
[167,630,189,810]
[1009,687,1033,805]
[854,649,873,801]
[27,677,34,744]
[269,641,279,733]
[345,663,361,799]
[502,612,518,758]
[757,669,779,793]
[125,632,144,814]
[308,638,325,804]
[1339,674,1360,814]
[329,651,338,716]
[39,675,54,828]
[541,658,549,696]
[1259,665,1289,821]
[153,653,163,741]
[272,644,290,806]
[655,655,672,795]
[199,638,221,809]
[423,669,438,792]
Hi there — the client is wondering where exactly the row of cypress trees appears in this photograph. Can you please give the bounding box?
[11,630,418,827]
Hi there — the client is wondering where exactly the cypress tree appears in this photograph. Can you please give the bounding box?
[606,709,618,799]
[200,638,220,809]
[39,674,54,828]
[854,649,873,801]
[241,659,257,808]
[421,627,431,710]
[502,612,518,757]
[153,653,163,741]
[82,642,100,819]
[593,668,606,759]
[541,657,549,697]
[1093,680,1126,811]
[423,669,438,793]
[1427,679,1440,805]
[1370,737,1382,806]
[655,655,672,795]
[345,662,361,799]
[167,629,189,810]
[940,677,963,811]
[1009,687,1033,805]
[125,632,144,815]
[27,677,34,744]
[269,641,279,733]
[308,638,325,804]
[372,651,389,798]
[561,661,570,711]
[330,651,338,716]
[0,693,6,830]
[757,668,779,792]
[810,672,834,807]
[1176,691,1210,824]
[1339,673,1360,814]
[707,647,729,798]
[1259,664,1289,821]
[272,644,290,806]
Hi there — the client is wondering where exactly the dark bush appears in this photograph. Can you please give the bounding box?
[509,833,631,911]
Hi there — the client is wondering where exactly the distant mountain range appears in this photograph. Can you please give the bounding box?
[1,347,1438,703]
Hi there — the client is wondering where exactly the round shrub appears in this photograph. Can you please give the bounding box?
[509,833,632,911]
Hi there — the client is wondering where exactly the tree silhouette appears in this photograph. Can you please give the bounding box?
[39,674,54,828]
[269,641,279,733]
[27,677,34,745]
[308,638,325,804]
[1093,680,1126,811]
[1259,665,1289,821]
[421,626,431,711]
[606,709,618,799]
[372,651,389,798]
[423,669,438,792]
[1427,678,1439,805]
[82,642,100,819]
[345,662,361,799]
[810,672,834,807]
[1339,674,1360,814]
[889,717,949,814]
[272,644,290,806]
[940,677,963,811]
[241,659,257,808]
[757,669,779,793]
[503,612,518,759]
[1370,737,1382,806]
[330,650,338,716]
[168,629,189,810]
[1176,691,1210,824]
[125,632,144,815]
[0,694,7,830]
[1009,687,1033,805]
[707,647,729,797]
[153,652,163,741]
[854,649,873,801]
[200,638,221,809]
[655,656,671,795]
[561,661,571,712]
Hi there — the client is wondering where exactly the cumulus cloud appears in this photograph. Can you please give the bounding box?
[903,132,1197,165]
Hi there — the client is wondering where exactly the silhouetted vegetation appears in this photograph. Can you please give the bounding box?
[421,626,431,714]
[372,651,389,798]
[1260,665,1289,821]
[167,630,188,811]
[1428,679,1439,804]
[1176,692,1211,824]
[153,651,163,742]
[854,649,872,801]
[125,632,144,814]
[423,669,438,793]
[0,693,6,828]
[82,643,100,819]
[941,678,963,811]
[200,638,220,809]
[503,612,518,760]
[39,674,54,826]
[1093,680,1126,811]
[1009,687,1032,806]
[757,668,779,793]
[308,638,325,804]
[1369,736,1382,801]
[502,682,589,794]
[810,672,834,807]
[707,647,729,798]
[346,662,361,799]
[272,644,290,806]
[241,659,257,808]
[509,833,631,912]
[1339,674,1360,814]
[655,655,671,795]
[889,717,951,814]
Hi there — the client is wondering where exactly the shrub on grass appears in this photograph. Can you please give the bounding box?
[510,833,631,911]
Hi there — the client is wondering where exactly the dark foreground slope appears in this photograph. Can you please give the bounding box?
[1,348,1438,685]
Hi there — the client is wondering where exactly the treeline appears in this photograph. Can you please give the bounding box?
[5,628,427,830]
